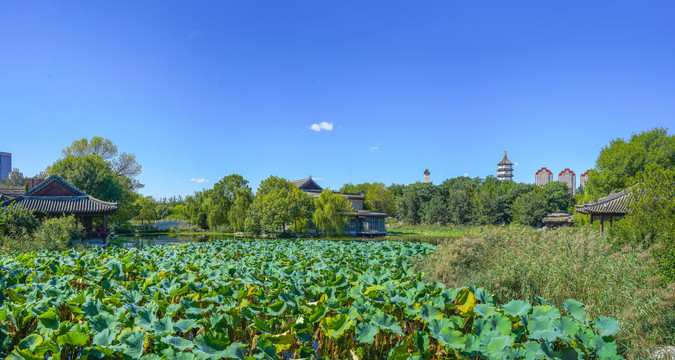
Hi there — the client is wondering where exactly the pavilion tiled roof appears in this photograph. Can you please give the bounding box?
[497,151,513,166]
[1,175,117,215]
[6,196,118,214]
[575,190,630,215]
[25,175,86,196]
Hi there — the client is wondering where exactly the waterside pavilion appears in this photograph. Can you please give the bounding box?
[292,177,388,235]
[0,175,117,236]
[575,190,630,232]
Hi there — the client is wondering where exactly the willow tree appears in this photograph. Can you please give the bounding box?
[313,190,353,235]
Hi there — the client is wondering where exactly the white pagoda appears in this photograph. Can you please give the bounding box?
[497,151,514,181]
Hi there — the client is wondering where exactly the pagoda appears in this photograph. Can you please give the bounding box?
[497,151,514,181]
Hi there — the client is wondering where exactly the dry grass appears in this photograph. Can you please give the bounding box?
[416,225,675,359]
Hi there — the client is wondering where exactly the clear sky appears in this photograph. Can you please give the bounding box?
[1,1,674,198]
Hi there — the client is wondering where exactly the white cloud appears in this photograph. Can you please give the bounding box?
[190,177,209,183]
[189,30,202,40]
[368,145,379,152]
[514,162,520,166]
[313,177,325,181]
[464,173,469,177]
[310,121,334,131]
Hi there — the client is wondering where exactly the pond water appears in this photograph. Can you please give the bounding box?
[96,232,453,249]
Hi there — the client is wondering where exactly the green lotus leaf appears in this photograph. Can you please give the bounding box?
[161,336,194,350]
[92,328,118,347]
[321,314,353,339]
[474,304,497,318]
[153,316,174,337]
[194,332,230,357]
[56,331,90,346]
[18,334,44,351]
[436,328,465,349]
[90,313,122,333]
[5,349,43,360]
[174,318,199,333]
[412,331,430,352]
[418,302,443,323]
[489,314,512,336]
[485,334,514,357]
[594,316,621,337]
[527,315,564,342]
[553,317,580,337]
[140,355,163,360]
[116,328,146,358]
[355,322,379,344]
[371,311,403,335]
[266,300,287,316]
[501,300,532,318]
[563,299,588,323]
[223,342,246,360]
[36,309,60,336]
[428,318,456,339]
[532,305,561,319]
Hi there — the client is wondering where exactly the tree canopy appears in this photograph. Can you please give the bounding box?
[586,128,674,196]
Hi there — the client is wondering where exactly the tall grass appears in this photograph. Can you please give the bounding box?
[416,226,675,359]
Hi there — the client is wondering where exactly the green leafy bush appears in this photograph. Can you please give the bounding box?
[0,205,39,249]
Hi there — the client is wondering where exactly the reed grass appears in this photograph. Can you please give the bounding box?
[415,225,675,359]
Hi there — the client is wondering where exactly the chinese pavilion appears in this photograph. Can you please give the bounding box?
[0,175,117,236]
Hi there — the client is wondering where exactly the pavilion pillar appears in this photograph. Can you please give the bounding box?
[103,215,108,237]
[590,214,593,230]
[600,214,604,233]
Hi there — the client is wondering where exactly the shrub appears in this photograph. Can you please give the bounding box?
[415,226,675,358]
[0,205,39,249]
[33,216,84,251]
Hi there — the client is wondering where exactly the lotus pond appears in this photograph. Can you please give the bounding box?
[0,238,622,359]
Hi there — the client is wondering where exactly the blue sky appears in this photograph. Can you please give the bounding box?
[1,1,674,198]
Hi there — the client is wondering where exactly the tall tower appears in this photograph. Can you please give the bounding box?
[558,168,576,195]
[535,167,554,186]
[424,169,430,183]
[579,170,591,189]
[497,151,514,181]
[0,152,11,179]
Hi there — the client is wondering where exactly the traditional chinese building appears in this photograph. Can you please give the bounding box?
[575,190,630,232]
[424,169,430,183]
[497,151,514,181]
[535,167,554,186]
[292,176,387,235]
[0,175,118,236]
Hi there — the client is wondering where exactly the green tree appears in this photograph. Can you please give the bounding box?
[313,190,353,235]
[609,165,675,282]
[513,191,548,227]
[245,176,308,234]
[228,187,253,231]
[541,181,575,213]
[586,128,675,196]
[49,155,124,202]
[135,196,157,225]
[60,137,144,190]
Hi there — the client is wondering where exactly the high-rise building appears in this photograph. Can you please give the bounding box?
[424,169,430,183]
[0,152,10,179]
[535,167,554,186]
[558,168,576,195]
[497,151,514,181]
[579,170,591,189]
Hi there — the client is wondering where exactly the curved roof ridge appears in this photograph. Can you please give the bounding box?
[497,151,513,165]
[24,175,86,196]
